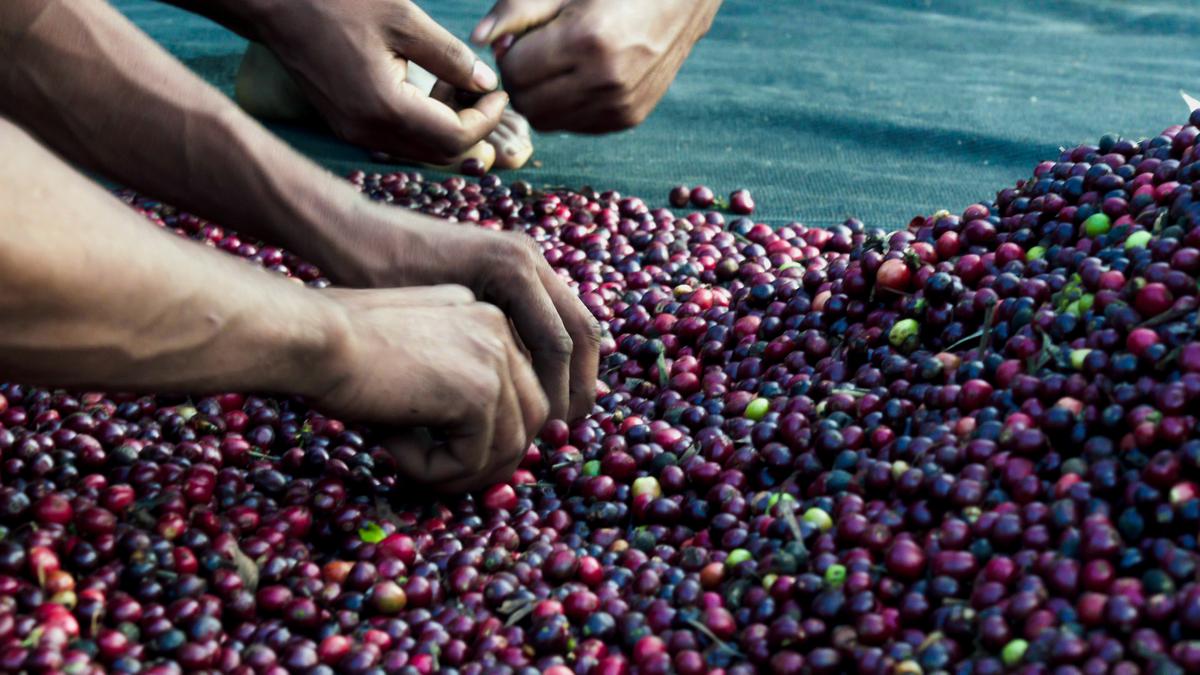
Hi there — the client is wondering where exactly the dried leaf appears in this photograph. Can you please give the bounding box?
[687,619,743,657]
[979,303,996,355]
[777,498,805,544]
[498,598,532,615]
[230,541,260,592]
[1183,90,1200,112]
[504,603,535,628]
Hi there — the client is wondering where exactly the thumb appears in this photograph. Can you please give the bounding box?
[471,0,568,45]
[395,5,499,93]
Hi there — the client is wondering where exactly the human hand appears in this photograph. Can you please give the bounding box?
[471,0,721,133]
[248,0,508,163]
[322,201,601,424]
[314,286,548,493]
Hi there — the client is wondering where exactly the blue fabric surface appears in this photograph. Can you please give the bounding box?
[112,0,1200,227]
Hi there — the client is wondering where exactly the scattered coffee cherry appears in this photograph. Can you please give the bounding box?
[3,114,1200,672]
[729,189,755,215]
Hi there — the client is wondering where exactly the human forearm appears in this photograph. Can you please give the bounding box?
[0,0,366,279]
[0,116,343,397]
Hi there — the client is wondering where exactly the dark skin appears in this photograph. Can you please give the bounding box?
[164,0,721,143]
[161,0,508,164]
[475,0,723,133]
[0,0,600,492]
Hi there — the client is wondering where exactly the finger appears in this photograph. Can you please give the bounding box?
[429,79,456,105]
[495,15,576,91]
[486,239,574,420]
[379,86,508,160]
[505,330,550,447]
[420,140,497,175]
[472,0,568,45]
[446,375,498,475]
[488,353,531,475]
[322,285,476,308]
[393,4,499,93]
[536,266,601,420]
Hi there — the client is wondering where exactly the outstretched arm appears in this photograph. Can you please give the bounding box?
[0,0,599,422]
[0,0,365,270]
[0,116,546,493]
[0,114,339,397]
[151,0,506,164]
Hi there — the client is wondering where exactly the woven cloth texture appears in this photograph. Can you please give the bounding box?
[112,0,1200,228]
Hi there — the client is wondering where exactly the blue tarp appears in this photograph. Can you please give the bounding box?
[113,0,1200,227]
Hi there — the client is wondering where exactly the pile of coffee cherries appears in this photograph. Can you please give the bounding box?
[5,110,1200,675]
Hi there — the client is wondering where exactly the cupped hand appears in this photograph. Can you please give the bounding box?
[471,0,721,133]
[251,0,508,163]
[325,201,601,424]
[314,286,548,493]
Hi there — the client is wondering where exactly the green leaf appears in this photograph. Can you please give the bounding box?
[656,351,670,389]
[358,522,386,544]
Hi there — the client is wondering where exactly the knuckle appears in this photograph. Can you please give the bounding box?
[495,232,541,271]
[595,61,626,91]
[469,370,504,409]
[573,24,608,55]
[580,312,603,347]
[442,284,477,303]
[471,302,511,330]
[611,101,645,129]
[531,395,551,431]
[515,232,543,259]
[548,331,574,359]
[442,39,474,74]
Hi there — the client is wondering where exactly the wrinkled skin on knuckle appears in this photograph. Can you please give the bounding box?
[485,233,540,286]
[530,396,551,435]
[444,284,477,304]
[571,16,611,57]
[591,56,628,92]
[458,348,502,416]
[547,330,574,359]
[580,311,603,348]
[440,39,475,78]
[470,302,511,334]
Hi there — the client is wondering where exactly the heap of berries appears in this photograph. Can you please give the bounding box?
[3,110,1200,674]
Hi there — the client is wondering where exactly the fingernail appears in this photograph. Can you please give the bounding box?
[472,16,497,44]
[505,145,518,156]
[472,60,499,91]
